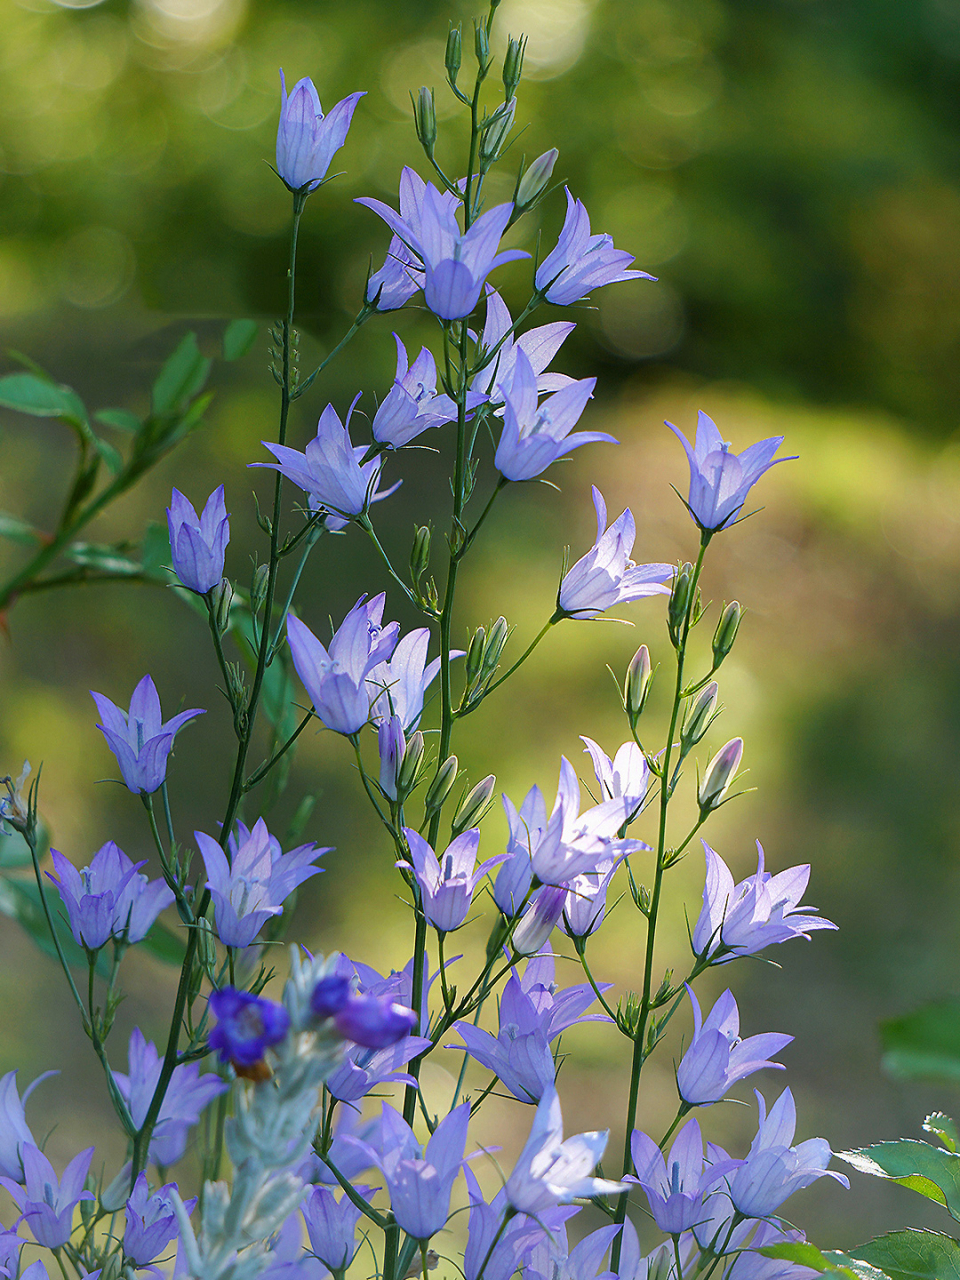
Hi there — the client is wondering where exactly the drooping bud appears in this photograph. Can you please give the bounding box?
[516,148,558,212]
[451,775,496,836]
[681,682,719,753]
[251,562,270,616]
[625,644,653,723]
[474,18,490,68]
[698,738,743,813]
[424,754,459,814]
[445,25,462,86]
[212,577,234,636]
[480,97,516,166]
[413,87,438,158]
[712,601,742,669]
[465,627,486,685]
[397,730,425,797]
[668,562,694,644]
[502,35,525,98]
[410,525,431,584]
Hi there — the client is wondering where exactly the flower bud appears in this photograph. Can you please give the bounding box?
[480,97,516,166]
[465,627,486,685]
[474,18,490,68]
[513,885,565,955]
[397,730,425,796]
[424,754,458,814]
[413,87,437,158]
[712,600,742,668]
[378,716,405,801]
[251,562,270,616]
[310,974,351,1019]
[480,616,509,679]
[212,577,234,635]
[668,562,694,642]
[624,644,652,722]
[445,25,462,86]
[451,775,496,836]
[334,992,416,1048]
[502,36,525,99]
[681,682,719,752]
[516,148,558,212]
[699,738,743,813]
[410,525,431,584]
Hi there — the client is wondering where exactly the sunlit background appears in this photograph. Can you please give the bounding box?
[1,0,959,1260]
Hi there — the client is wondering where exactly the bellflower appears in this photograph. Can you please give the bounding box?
[557,488,672,619]
[208,987,291,1068]
[0,1144,93,1248]
[166,486,229,594]
[495,784,548,914]
[372,334,484,448]
[258,1210,327,1280]
[367,235,424,310]
[287,593,399,736]
[562,857,621,939]
[124,1173,194,1267]
[535,189,654,305]
[582,736,651,812]
[49,841,174,951]
[301,1184,372,1271]
[254,401,397,524]
[402,828,507,933]
[324,1030,429,1103]
[505,1086,624,1216]
[723,1089,848,1218]
[494,349,609,482]
[668,411,795,534]
[693,841,837,963]
[513,886,567,955]
[345,1103,469,1240]
[463,1167,576,1280]
[472,288,575,405]
[358,179,528,319]
[0,1070,51,1182]
[332,992,418,1049]
[629,1120,734,1235]
[368,626,461,731]
[0,1228,22,1280]
[377,715,406,800]
[197,818,327,948]
[527,1224,622,1280]
[275,72,364,192]
[676,987,792,1107]
[340,953,442,1033]
[113,1028,227,1166]
[91,676,204,795]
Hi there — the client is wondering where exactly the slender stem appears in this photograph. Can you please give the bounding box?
[473,1208,515,1280]
[657,1103,690,1151]
[244,709,314,791]
[360,516,423,610]
[268,525,323,660]
[673,1236,687,1280]
[464,616,555,707]
[576,943,619,1022]
[206,596,239,719]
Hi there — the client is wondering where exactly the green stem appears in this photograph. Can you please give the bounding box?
[463,615,556,708]
[244,708,314,791]
[360,516,423,611]
[576,942,619,1022]
[657,1102,690,1151]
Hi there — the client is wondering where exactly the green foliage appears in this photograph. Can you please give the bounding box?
[0,512,43,547]
[760,1241,888,1277]
[839,1138,960,1220]
[151,333,212,419]
[881,1001,960,1083]
[223,320,259,363]
[853,1230,960,1279]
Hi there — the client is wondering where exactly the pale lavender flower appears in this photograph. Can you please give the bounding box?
[166,486,229,594]
[345,1103,469,1240]
[368,626,460,731]
[535,189,654,305]
[629,1120,735,1235]
[676,987,792,1107]
[0,1227,22,1279]
[580,736,650,812]
[254,401,397,523]
[113,1028,226,1166]
[726,1220,820,1280]
[275,72,364,192]
[562,858,621,939]
[0,1144,93,1248]
[668,411,795,534]
[358,178,528,319]
[49,842,174,950]
[698,738,743,812]
[505,1086,624,1216]
[325,1033,430,1103]
[196,818,327,948]
[91,676,204,795]
[258,1210,327,1280]
[513,887,567,955]
[301,1184,372,1270]
[472,288,575,405]
[403,828,507,933]
[557,488,672,619]
[463,1167,576,1280]
[526,1224,621,1280]
[367,235,424,310]
[287,594,399,736]
[693,841,837,963]
[378,715,405,800]
[495,784,548,914]
[373,334,484,448]
[0,1071,52,1182]
[494,348,610,482]
[124,1172,194,1267]
[723,1088,848,1218]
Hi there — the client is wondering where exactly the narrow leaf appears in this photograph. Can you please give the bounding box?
[95,408,141,433]
[0,512,43,547]
[151,333,211,417]
[223,318,258,362]
[760,1242,889,1278]
[0,374,84,424]
[65,543,141,576]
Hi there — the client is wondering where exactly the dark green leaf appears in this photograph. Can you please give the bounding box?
[137,921,187,966]
[140,521,172,580]
[0,374,87,429]
[65,543,141,576]
[151,333,211,417]
[0,512,43,547]
[761,1242,889,1277]
[881,1001,960,1083]
[223,318,258,362]
[925,1114,959,1154]
[94,437,124,476]
[854,1229,960,1279]
[95,408,141,433]
[839,1140,960,1220]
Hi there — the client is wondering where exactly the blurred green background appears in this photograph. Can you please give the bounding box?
[1,0,960,1260]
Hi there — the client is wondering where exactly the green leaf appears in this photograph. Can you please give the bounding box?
[94,437,124,476]
[0,512,43,547]
[65,543,142,576]
[137,921,187,966]
[223,318,258,362]
[853,1229,960,1279]
[761,1242,890,1278]
[839,1140,960,1221]
[140,521,172,580]
[881,1000,960,1083]
[151,333,211,417]
[0,374,87,428]
[95,408,141,433]
[925,1114,959,1154]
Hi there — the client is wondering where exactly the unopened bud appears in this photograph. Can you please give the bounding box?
[480,97,516,165]
[465,627,486,684]
[397,731,425,796]
[712,601,742,668]
[197,914,218,977]
[413,87,437,157]
[251,563,270,615]
[445,25,462,85]
[424,754,458,814]
[212,577,234,635]
[668,562,694,642]
[681,682,719,752]
[452,775,496,836]
[516,148,558,211]
[480,616,509,678]
[699,738,743,813]
[474,19,490,68]
[502,36,525,98]
[625,644,652,722]
[410,525,431,584]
